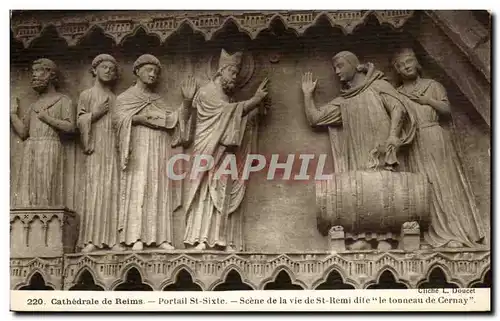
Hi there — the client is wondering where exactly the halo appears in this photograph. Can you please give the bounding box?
[206,51,255,89]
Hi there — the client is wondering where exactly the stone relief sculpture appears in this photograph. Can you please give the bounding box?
[393,48,486,249]
[113,54,196,251]
[76,54,121,253]
[183,49,269,251]
[305,51,431,251]
[10,58,75,207]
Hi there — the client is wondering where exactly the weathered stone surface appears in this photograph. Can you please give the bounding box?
[9,10,490,293]
[58,250,490,290]
[10,207,79,258]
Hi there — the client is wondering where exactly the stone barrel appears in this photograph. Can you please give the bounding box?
[316,170,431,236]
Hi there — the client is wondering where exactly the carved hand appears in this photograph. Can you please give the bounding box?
[253,77,269,103]
[37,110,50,122]
[385,135,400,150]
[132,115,148,125]
[408,94,430,106]
[181,76,197,101]
[301,72,317,95]
[98,97,110,113]
[11,97,19,115]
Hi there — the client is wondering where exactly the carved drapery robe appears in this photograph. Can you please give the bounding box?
[309,64,416,240]
[76,87,119,248]
[12,94,74,207]
[113,86,190,246]
[183,81,258,249]
[398,78,486,247]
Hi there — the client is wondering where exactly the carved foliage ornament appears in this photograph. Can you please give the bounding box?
[11,10,414,48]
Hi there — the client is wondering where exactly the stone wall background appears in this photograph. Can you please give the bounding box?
[10,18,490,252]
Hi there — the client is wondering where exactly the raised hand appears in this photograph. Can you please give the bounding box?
[301,72,317,95]
[11,97,19,115]
[253,77,269,103]
[181,76,197,101]
[98,97,110,113]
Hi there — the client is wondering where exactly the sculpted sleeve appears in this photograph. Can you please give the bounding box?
[312,100,342,126]
[76,90,93,153]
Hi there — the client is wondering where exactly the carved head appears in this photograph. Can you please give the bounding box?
[393,48,421,80]
[91,54,118,84]
[133,54,162,87]
[332,51,360,83]
[216,49,243,94]
[31,58,58,92]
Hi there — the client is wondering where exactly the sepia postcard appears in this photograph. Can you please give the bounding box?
[8,9,491,312]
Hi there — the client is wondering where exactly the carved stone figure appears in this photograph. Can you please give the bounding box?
[10,58,75,207]
[302,51,424,250]
[113,54,196,251]
[76,54,121,253]
[183,49,268,251]
[393,48,486,248]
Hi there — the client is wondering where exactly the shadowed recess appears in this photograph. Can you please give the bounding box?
[114,267,153,291]
[418,267,459,289]
[74,26,118,62]
[162,21,207,55]
[163,269,202,291]
[19,272,54,291]
[264,270,304,290]
[470,270,491,288]
[208,19,252,54]
[315,270,355,290]
[367,270,408,289]
[69,269,104,291]
[213,270,254,291]
[120,27,162,57]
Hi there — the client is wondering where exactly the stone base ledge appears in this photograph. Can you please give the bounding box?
[10,257,63,290]
[53,249,490,291]
[10,207,79,258]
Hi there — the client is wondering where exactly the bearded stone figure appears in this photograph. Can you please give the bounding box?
[393,48,486,248]
[183,49,269,251]
[76,54,121,253]
[10,58,75,207]
[113,54,196,251]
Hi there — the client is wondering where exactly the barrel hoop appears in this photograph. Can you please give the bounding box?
[327,179,334,226]
[402,172,410,221]
[388,171,395,230]
[335,172,341,225]
[356,170,363,231]
[381,171,389,230]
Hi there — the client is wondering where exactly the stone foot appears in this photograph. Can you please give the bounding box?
[132,241,144,251]
[444,240,464,248]
[349,240,371,251]
[158,242,175,250]
[377,240,392,251]
[81,243,96,253]
[420,244,432,250]
[225,245,237,253]
[328,226,346,252]
[111,244,126,252]
[194,243,207,251]
[399,221,420,251]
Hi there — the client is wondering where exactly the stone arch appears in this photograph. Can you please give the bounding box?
[313,267,357,290]
[112,266,154,291]
[469,268,491,288]
[68,268,105,291]
[211,269,255,291]
[262,267,306,290]
[417,265,461,289]
[162,268,203,291]
[17,270,55,290]
[365,268,409,289]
